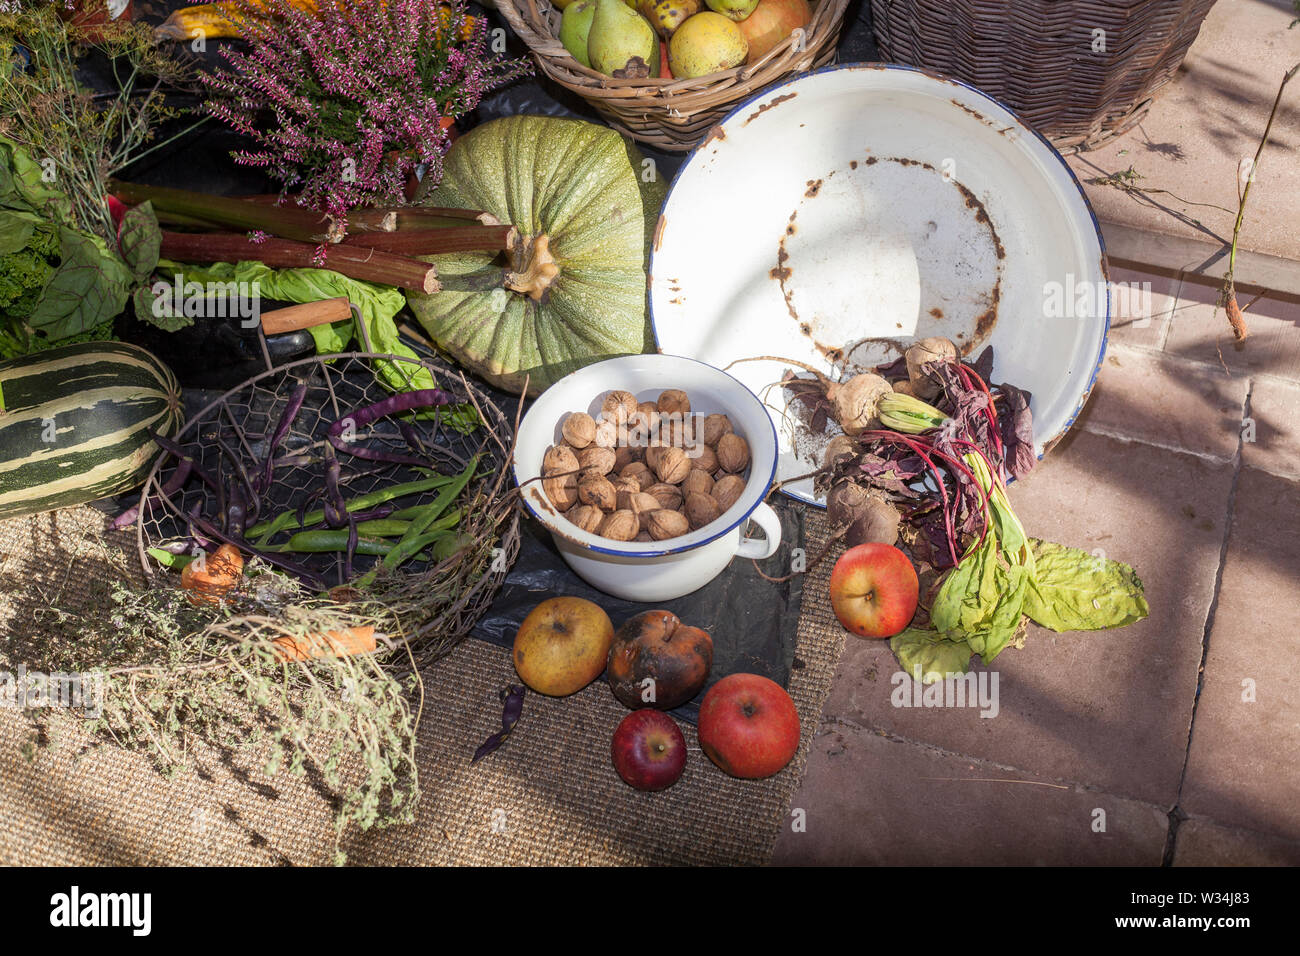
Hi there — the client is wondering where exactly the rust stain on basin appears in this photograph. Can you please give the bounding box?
[951,180,1006,261]
[744,92,798,126]
[804,179,823,198]
[652,213,667,253]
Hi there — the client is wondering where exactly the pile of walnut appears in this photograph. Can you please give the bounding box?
[541,388,751,543]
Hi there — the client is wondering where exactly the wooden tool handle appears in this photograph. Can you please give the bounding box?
[260,297,351,335]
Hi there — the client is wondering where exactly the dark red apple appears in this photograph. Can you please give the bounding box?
[697,673,799,779]
[611,709,687,791]
[829,542,919,638]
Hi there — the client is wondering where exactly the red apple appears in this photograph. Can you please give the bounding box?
[829,542,919,638]
[612,709,687,791]
[697,673,799,779]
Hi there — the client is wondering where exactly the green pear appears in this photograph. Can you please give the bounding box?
[704,0,760,20]
[560,0,599,68]
[588,0,660,78]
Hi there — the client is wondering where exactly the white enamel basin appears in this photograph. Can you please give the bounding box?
[650,64,1109,505]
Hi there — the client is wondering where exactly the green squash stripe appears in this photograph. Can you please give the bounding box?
[0,401,174,477]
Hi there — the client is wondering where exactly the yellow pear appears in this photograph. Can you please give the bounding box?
[669,12,747,79]
[636,0,700,38]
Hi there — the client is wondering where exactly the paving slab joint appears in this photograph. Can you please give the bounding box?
[1162,379,1253,865]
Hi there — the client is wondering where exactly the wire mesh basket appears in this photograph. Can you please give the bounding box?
[133,319,521,665]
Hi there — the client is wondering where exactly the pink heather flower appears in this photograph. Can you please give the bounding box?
[201,0,530,229]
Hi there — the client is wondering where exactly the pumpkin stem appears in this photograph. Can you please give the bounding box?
[505,233,560,302]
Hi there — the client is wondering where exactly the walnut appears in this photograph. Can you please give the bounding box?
[542,473,578,512]
[646,509,689,540]
[701,413,732,448]
[598,509,638,541]
[685,491,722,530]
[601,390,639,424]
[561,411,596,449]
[593,418,619,448]
[634,531,653,543]
[613,444,639,470]
[617,491,660,530]
[681,468,714,499]
[712,475,746,512]
[566,504,604,533]
[542,444,579,478]
[657,389,691,416]
[578,445,616,477]
[630,402,661,439]
[715,433,750,473]
[619,461,654,491]
[654,446,691,485]
[688,444,718,473]
[611,475,641,496]
[644,482,684,511]
[578,474,617,511]
[661,416,689,447]
[644,440,668,473]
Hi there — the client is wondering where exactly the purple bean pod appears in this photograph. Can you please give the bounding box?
[111,457,194,530]
[260,383,308,494]
[322,448,348,529]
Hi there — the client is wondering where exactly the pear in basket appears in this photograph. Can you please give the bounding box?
[704,0,760,20]
[588,0,661,78]
[560,0,598,68]
[637,0,700,38]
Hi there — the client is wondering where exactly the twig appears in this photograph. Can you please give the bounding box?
[1222,62,1299,342]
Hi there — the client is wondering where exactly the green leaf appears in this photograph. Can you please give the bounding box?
[1024,539,1150,632]
[133,283,193,332]
[154,258,433,390]
[0,135,71,219]
[930,532,1031,664]
[27,227,133,340]
[890,627,973,685]
[117,200,161,282]
[0,208,39,256]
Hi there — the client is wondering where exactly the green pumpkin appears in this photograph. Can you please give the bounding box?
[407,115,666,396]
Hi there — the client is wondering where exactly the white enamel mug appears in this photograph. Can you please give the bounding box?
[513,354,781,602]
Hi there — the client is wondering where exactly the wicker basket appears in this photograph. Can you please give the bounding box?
[498,0,851,151]
[870,0,1217,152]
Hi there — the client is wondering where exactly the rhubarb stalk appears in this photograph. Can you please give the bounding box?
[159,231,441,294]
[111,180,345,244]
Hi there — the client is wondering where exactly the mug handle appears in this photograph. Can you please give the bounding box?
[735,502,781,560]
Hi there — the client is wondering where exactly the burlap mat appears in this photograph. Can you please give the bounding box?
[0,504,844,866]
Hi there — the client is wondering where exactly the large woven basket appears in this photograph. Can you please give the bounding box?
[498,0,851,151]
[869,0,1217,151]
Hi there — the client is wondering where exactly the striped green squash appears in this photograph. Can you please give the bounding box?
[0,341,183,520]
[407,115,666,397]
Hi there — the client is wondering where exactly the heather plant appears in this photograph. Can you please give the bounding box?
[202,0,530,229]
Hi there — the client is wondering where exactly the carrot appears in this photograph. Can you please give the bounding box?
[272,625,377,662]
[180,543,244,605]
